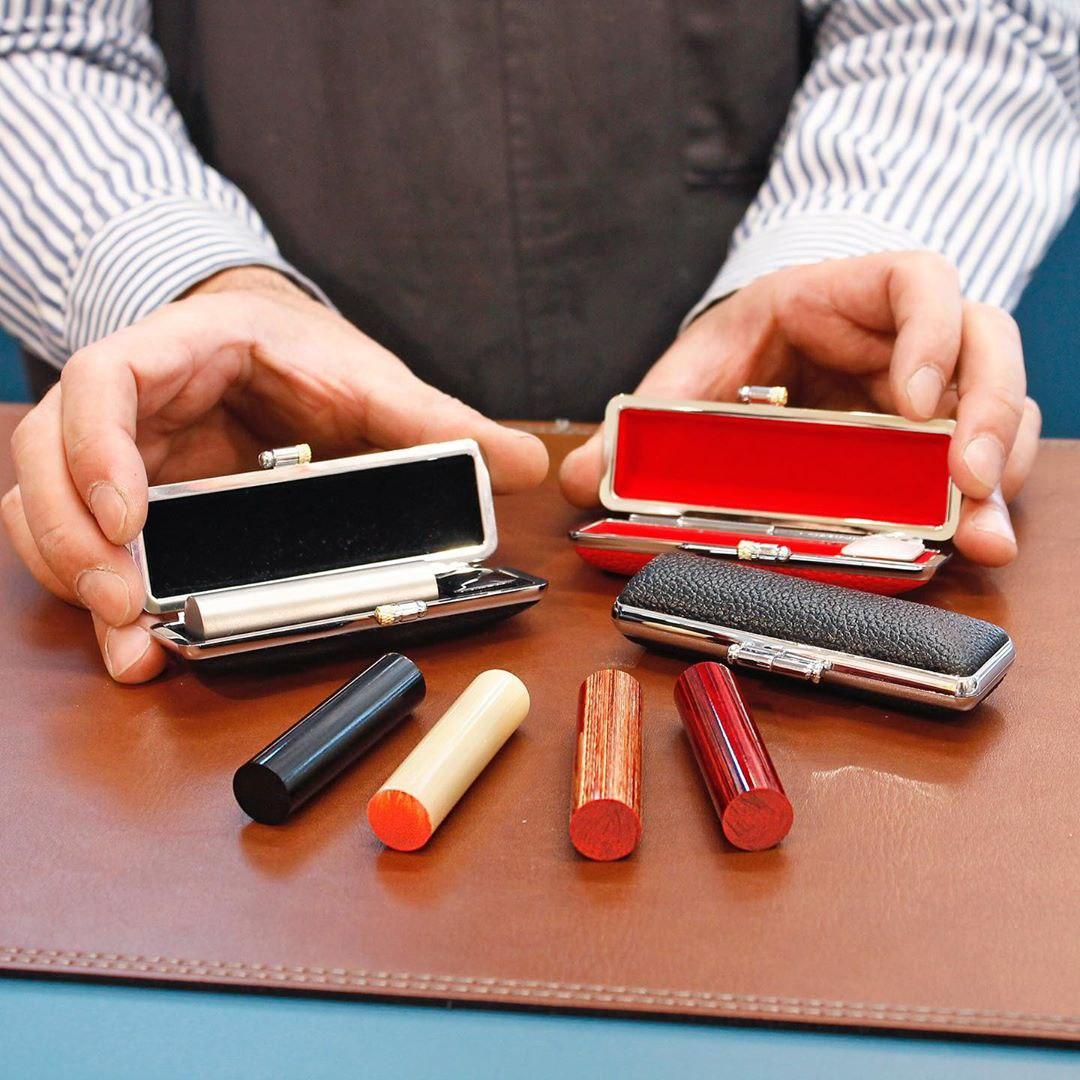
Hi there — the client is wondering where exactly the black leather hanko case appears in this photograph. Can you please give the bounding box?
[129,440,546,660]
[613,553,1013,710]
[571,395,961,595]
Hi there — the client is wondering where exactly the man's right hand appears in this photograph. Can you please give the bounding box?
[1,267,549,683]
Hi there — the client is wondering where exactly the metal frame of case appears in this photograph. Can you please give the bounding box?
[612,600,1015,710]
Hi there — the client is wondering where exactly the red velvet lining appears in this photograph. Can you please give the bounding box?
[611,409,952,528]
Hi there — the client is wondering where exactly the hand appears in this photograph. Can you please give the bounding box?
[3,267,548,682]
[561,252,1039,566]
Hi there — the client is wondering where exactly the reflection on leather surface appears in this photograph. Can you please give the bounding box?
[1,405,1078,1041]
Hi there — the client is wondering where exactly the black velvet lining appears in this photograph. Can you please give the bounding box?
[143,454,486,599]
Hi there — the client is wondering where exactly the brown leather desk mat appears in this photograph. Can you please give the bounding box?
[2,402,1079,1042]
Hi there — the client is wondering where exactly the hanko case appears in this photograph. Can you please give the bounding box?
[130,439,547,660]
[613,553,1014,711]
[570,394,961,594]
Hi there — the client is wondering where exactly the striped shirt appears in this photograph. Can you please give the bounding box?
[0,1,1077,370]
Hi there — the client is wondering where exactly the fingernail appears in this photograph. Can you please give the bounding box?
[75,567,131,624]
[513,430,547,452]
[89,482,128,541]
[970,502,1015,544]
[962,435,1005,492]
[906,366,944,420]
[103,624,151,679]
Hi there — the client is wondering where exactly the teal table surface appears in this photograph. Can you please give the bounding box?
[1,977,1077,1079]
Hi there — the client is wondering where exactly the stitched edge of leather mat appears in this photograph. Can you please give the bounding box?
[4,944,1080,1039]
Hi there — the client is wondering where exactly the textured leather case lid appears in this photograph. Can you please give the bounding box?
[2,407,1079,1042]
[617,553,1010,677]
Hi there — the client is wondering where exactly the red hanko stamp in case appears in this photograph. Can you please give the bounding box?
[570,392,961,595]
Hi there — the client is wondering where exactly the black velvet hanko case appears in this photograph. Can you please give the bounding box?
[129,440,547,659]
[613,553,1013,710]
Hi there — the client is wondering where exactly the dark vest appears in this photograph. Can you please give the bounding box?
[155,2,800,419]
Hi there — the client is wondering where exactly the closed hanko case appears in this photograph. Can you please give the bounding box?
[129,439,547,660]
[612,553,1014,710]
[570,394,961,594]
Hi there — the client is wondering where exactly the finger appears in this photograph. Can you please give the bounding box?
[949,302,1027,500]
[11,388,146,625]
[360,376,549,494]
[92,612,168,683]
[559,428,604,508]
[209,294,548,493]
[58,295,271,542]
[879,253,964,421]
[1001,396,1040,503]
[1,484,80,604]
[60,346,148,544]
[953,487,1017,567]
[770,252,957,390]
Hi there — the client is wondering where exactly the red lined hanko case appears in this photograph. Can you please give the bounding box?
[570,395,961,595]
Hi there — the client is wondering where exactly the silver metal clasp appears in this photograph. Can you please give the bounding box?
[737,385,788,406]
[258,443,312,469]
[727,641,829,683]
[373,600,429,626]
[736,540,792,562]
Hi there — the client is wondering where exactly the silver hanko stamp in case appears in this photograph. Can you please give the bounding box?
[129,439,547,660]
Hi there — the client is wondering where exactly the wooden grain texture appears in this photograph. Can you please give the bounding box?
[570,669,643,861]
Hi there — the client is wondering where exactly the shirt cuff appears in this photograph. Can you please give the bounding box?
[63,196,331,359]
[682,212,931,329]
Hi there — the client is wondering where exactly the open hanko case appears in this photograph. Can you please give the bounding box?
[570,394,961,595]
[130,439,547,660]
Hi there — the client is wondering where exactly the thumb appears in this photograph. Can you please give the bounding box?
[92,612,168,683]
[558,427,605,508]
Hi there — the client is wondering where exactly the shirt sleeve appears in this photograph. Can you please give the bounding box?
[686,0,1080,324]
[0,0,325,368]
